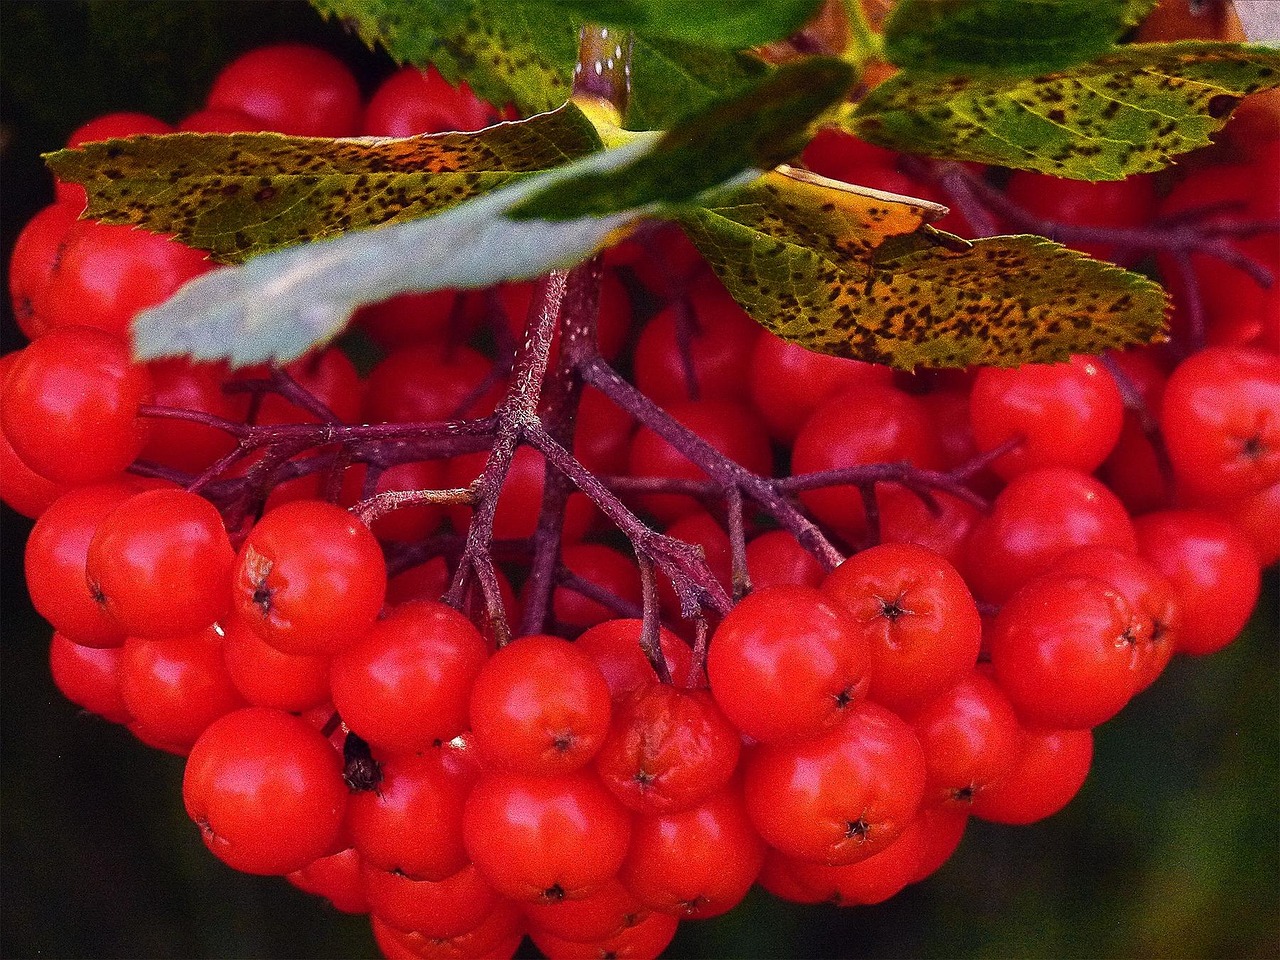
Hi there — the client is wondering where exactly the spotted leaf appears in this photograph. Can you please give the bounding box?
[678,171,1167,369]
[848,42,1280,180]
[44,104,603,264]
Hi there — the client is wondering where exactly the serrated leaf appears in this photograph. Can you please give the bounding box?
[311,0,821,120]
[883,0,1157,76]
[626,36,770,129]
[130,138,650,367]
[848,42,1280,180]
[45,105,603,264]
[679,174,1167,369]
[312,0,578,115]
[538,0,824,49]
[129,58,851,367]
[514,58,855,220]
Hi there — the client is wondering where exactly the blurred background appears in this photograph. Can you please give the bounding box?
[2,2,1277,957]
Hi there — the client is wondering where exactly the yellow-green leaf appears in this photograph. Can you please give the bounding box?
[678,172,1167,368]
[848,42,1280,180]
[44,104,603,263]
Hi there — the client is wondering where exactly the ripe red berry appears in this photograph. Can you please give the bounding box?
[462,770,632,903]
[207,43,361,137]
[971,726,1094,825]
[969,355,1125,479]
[822,543,982,712]
[468,634,613,775]
[743,700,927,865]
[362,64,501,136]
[86,488,235,638]
[49,632,130,724]
[2,327,153,485]
[183,707,347,875]
[708,585,870,744]
[1133,509,1262,656]
[594,684,741,815]
[232,499,386,657]
[988,575,1143,729]
[1160,345,1280,500]
[346,747,475,882]
[330,600,488,753]
[619,785,765,919]
[119,626,247,752]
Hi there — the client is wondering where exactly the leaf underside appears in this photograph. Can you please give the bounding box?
[626,36,770,129]
[680,172,1168,369]
[850,42,1280,179]
[45,105,603,264]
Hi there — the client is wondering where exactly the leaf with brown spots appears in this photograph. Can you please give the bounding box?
[847,41,1280,180]
[310,0,816,125]
[44,104,603,264]
[678,174,1168,369]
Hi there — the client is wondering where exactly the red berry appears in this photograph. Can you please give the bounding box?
[86,488,235,638]
[462,770,632,903]
[232,500,386,657]
[207,43,361,137]
[708,586,870,743]
[468,635,613,775]
[183,707,347,875]
[743,700,927,865]
[330,600,488,753]
[822,543,982,712]
[2,327,153,485]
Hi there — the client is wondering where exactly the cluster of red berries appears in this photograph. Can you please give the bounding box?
[3,39,1278,960]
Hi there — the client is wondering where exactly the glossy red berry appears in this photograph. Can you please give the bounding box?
[468,635,613,775]
[1160,346,1280,499]
[969,355,1125,479]
[86,488,235,638]
[232,499,386,657]
[708,586,870,744]
[743,700,927,865]
[822,543,982,712]
[207,43,361,137]
[183,707,347,875]
[2,327,153,485]
[330,600,488,753]
[462,770,632,903]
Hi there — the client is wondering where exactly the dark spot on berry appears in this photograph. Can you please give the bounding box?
[846,817,870,841]
[834,687,854,708]
[878,595,908,621]
[552,732,573,753]
[88,578,107,607]
[952,784,975,804]
[1241,434,1266,460]
[543,883,566,902]
[343,732,382,792]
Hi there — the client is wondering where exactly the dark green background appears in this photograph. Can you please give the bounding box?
[2,3,1277,957]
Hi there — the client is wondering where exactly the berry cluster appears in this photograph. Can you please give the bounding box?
[4,36,1278,960]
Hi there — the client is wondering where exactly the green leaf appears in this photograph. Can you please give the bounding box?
[310,0,820,119]
[883,0,1157,76]
[848,42,1280,180]
[532,0,823,49]
[128,59,851,367]
[130,137,651,367]
[678,170,1167,369]
[45,105,603,264]
[626,36,770,129]
[514,57,855,219]
[310,0,578,115]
